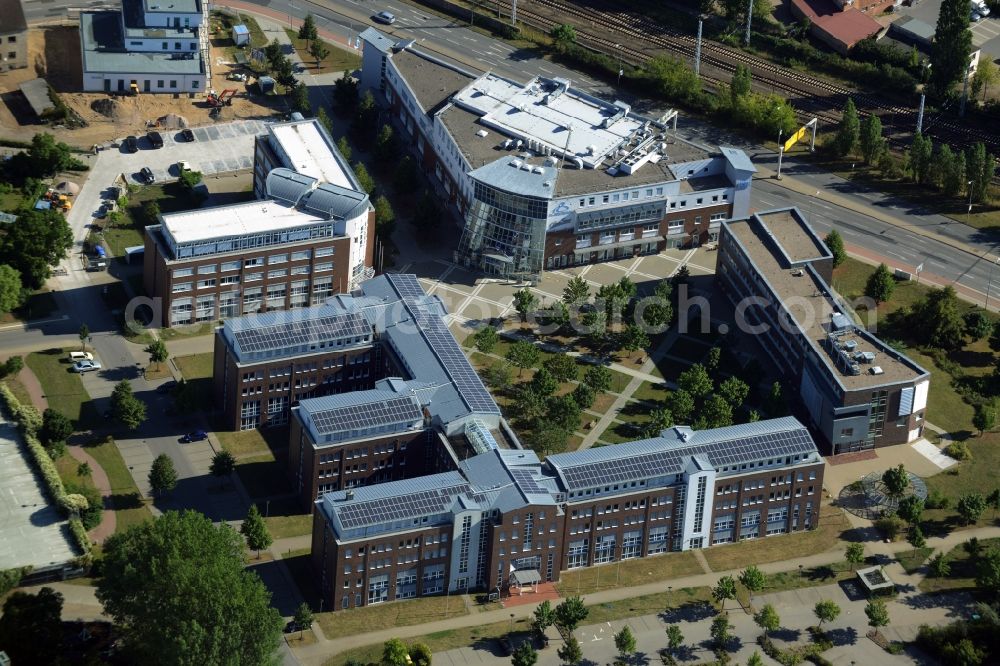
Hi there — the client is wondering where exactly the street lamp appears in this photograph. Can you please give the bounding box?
[288,4,297,29]
[509,613,515,633]
[968,180,975,214]
[614,45,623,87]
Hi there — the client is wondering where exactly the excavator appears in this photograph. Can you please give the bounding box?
[206,89,236,107]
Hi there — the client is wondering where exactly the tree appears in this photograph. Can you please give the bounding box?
[640,281,673,331]
[697,394,733,430]
[967,142,994,205]
[730,63,752,106]
[620,324,649,355]
[529,423,569,457]
[973,404,997,436]
[712,575,737,611]
[506,341,540,377]
[264,39,284,68]
[374,124,397,164]
[111,379,147,430]
[643,407,673,438]
[957,493,987,525]
[513,288,539,322]
[865,263,896,304]
[882,464,909,498]
[976,547,1000,595]
[210,450,236,486]
[352,161,375,194]
[511,640,537,666]
[383,638,410,666]
[964,310,993,340]
[413,190,441,230]
[333,70,359,109]
[909,132,934,185]
[482,362,513,392]
[930,0,973,98]
[316,106,335,136]
[148,453,177,497]
[0,586,64,664]
[241,503,273,558]
[410,644,433,666]
[144,339,168,370]
[474,326,499,354]
[928,552,951,578]
[583,365,612,393]
[96,510,282,664]
[290,81,311,115]
[865,598,890,630]
[719,376,750,409]
[677,364,712,400]
[3,355,23,378]
[557,635,583,665]
[739,565,765,607]
[548,394,581,433]
[531,367,558,398]
[669,389,695,423]
[897,495,925,525]
[39,407,73,450]
[613,625,636,663]
[753,604,780,638]
[966,536,983,558]
[834,98,860,157]
[747,652,764,666]
[550,24,577,50]
[914,286,967,349]
[973,57,999,101]
[562,276,590,307]
[989,489,1000,517]
[764,381,787,417]
[336,135,352,162]
[710,612,732,649]
[665,624,684,656]
[293,602,314,639]
[308,39,329,69]
[860,114,885,165]
[908,524,927,550]
[298,14,318,44]
[704,347,722,374]
[26,133,73,176]
[942,146,967,197]
[78,323,90,351]
[813,599,841,628]
[543,354,578,383]
[824,230,847,268]
[554,596,588,631]
[532,599,555,635]
[845,542,865,570]
[572,382,595,411]
[0,264,23,314]
[374,195,396,234]
[671,264,691,288]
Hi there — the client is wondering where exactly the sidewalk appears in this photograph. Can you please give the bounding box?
[66,445,117,544]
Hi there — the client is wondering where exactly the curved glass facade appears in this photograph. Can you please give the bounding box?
[458,180,549,278]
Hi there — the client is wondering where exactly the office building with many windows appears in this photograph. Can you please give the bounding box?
[144,118,374,326]
[312,416,824,610]
[358,29,756,280]
[716,208,930,454]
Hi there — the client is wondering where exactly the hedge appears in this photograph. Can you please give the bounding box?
[0,566,31,597]
[0,384,92,558]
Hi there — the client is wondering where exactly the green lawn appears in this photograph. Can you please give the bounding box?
[82,436,153,532]
[896,546,934,574]
[216,426,286,459]
[264,513,312,539]
[315,594,469,641]
[919,537,1000,594]
[555,550,702,596]
[26,348,99,428]
[236,452,291,499]
[632,380,669,403]
[160,323,217,341]
[2,377,33,410]
[103,183,204,256]
[284,30,361,74]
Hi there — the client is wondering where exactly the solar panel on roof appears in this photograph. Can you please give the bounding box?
[386,273,426,300]
[233,313,369,354]
[337,483,472,529]
[510,468,547,495]
[311,396,422,434]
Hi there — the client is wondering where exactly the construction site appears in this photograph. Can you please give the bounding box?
[0,21,288,150]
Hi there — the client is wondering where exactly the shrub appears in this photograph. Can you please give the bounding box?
[0,566,30,597]
[874,513,904,541]
[946,441,972,461]
[926,489,951,509]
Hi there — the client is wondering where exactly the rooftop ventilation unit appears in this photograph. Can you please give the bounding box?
[344,490,354,500]
[854,351,876,363]
[791,269,804,277]
[515,139,523,150]
[830,312,852,332]
[531,165,543,174]
[502,139,513,150]
[509,159,522,168]
[571,156,584,169]
[869,366,885,375]
[844,339,858,352]
[476,129,488,138]
[544,155,558,167]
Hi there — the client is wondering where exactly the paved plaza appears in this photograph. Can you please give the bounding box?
[0,413,77,570]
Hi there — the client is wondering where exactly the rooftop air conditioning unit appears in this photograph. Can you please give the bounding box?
[869,366,884,375]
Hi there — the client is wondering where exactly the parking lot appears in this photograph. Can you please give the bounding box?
[0,413,77,570]
[894,0,1000,58]
[399,249,719,340]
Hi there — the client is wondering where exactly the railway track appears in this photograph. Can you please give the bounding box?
[494,0,999,150]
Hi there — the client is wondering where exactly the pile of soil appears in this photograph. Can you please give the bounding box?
[90,98,117,118]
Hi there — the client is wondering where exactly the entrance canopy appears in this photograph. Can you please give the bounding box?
[510,569,541,587]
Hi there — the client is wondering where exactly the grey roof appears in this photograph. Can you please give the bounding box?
[301,182,370,221]
[144,0,200,13]
[460,448,557,508]
[298,390,423,437]
[359,27,396,54]
[265,168,318,206]
[546,417,819,492]
[18,79,55,116]
[720,146,757,173]
[469,158,557,199]
[0,0,27,33]
[81,11,204,75]
[229,308,370,357]
[122,0,194,35]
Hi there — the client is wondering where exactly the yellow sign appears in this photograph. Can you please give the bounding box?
[783,125,808,152]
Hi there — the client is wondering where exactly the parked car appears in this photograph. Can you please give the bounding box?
[140,167,155,184]
[68,351,94,362]
[179,430,208,443]
[72,360,102,373]
[176,160,192,172]
[147,131,164,148]
[181,128,195,142]
[283,621,300,634]
[125,135,138,152]
[374,10,396,24]
[226,71,248,82]
[156,380,177,394]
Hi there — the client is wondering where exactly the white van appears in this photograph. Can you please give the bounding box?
[68,351,94,362]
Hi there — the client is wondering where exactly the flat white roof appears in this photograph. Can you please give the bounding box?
[270,122,352,190]
[452,73,644,169]
[163,200,327,244]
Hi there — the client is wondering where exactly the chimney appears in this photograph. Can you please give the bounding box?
[345,490,355,501]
